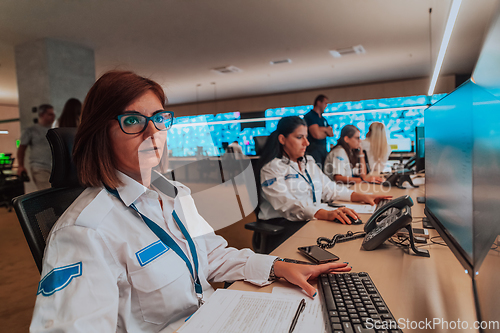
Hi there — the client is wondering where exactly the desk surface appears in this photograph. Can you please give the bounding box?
[230,178,478,333]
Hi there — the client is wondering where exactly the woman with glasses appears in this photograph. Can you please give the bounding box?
[30,71,352,333]
[324,125,384,184]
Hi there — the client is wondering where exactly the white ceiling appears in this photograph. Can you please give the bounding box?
[0,0,498,107]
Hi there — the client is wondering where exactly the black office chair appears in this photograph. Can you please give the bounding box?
[12,128,85,273]
[244,164,307,254]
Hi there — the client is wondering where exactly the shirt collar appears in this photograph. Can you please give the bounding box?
[115,171,149,207]
[114,170,178,207]
[279,156,306,169]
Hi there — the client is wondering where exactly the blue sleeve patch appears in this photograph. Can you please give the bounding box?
[336,156,344,161]
[136,240,169,267]
[37,262,82,297]
[285,174,299,180]
[261,178,276,187]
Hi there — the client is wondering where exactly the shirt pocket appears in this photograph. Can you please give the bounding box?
[129,251,197,325]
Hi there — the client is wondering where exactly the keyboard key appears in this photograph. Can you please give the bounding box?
[329,311,338,316]
[343,322,354,333]
[341,316,350,322]
[332,323,343,330]
[330,316,340,323]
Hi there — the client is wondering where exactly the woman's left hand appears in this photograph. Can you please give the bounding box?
[272,261,351,298]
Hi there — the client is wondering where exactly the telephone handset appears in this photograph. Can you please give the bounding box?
[364,195,414,233]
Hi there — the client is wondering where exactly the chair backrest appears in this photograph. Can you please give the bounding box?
[13,187,84,272]
[12,127,84,273]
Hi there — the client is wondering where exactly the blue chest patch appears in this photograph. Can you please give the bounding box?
[285,174,299,180]
[136,240,169,267]
[37,262,82,297]
[336,156,345,161]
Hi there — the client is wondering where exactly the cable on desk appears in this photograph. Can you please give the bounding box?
[317,230,366,249]
[429,236,448,246]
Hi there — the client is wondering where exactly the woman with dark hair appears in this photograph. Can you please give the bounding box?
[57,97,82,127]
[30,71,352,333]
[258,116,390,227]
[324,124,384,184]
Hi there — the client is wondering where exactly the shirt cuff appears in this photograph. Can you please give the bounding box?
[337,187,354,201]
[244,254,278,287]
[304,206,319,220]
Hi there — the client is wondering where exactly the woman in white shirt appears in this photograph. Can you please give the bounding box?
[30,71,351,333]
[324,125,384,184]
[258,116,391,226]
[361,122,392,174]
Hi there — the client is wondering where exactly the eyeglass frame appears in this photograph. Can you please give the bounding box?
[115,110,174,134]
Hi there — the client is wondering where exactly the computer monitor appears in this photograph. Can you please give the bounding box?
[424,78,500,330]
[387,138,412,152]
[253,136,269,156]
[414,126,424,172]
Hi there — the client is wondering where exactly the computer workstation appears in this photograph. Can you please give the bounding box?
[227,72,500,332]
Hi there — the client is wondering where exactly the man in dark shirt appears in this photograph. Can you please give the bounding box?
[303,94,333,168]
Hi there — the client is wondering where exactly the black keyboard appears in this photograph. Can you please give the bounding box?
[318,272,402,333]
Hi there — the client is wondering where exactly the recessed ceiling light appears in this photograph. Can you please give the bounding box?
[270,59,292,65]
[211,66,242,74]
[330,45,366,58]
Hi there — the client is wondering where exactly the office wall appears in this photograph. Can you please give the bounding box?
[0,104,20,158]
[168,75,455,117]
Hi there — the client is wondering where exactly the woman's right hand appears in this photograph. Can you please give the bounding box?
[314,207,358,224]
[361,175,384,184]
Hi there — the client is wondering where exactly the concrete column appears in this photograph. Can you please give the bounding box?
[15,38,95,130]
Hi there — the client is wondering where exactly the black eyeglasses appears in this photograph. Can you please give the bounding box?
[116,111,174,134]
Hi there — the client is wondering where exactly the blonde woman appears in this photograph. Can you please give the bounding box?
[361,122,392,174]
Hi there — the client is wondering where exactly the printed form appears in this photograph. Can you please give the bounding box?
[178,288,327,333]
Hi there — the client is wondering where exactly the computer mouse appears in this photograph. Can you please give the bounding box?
[333,215,363,225]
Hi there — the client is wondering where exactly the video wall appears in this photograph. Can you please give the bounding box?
[167,94,446,157]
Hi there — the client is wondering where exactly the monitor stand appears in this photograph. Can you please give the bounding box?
[405,225,430,257]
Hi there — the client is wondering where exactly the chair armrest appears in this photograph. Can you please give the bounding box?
[245,221,285,235]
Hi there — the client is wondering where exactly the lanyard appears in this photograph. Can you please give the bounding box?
[105,186,204,304]
[290,165,317,203]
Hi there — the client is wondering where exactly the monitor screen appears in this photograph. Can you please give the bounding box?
[425,81,475,270]
[387,138,412,152]
[254,136,269,156]
[425,79,500,276]
[414,126,425,172]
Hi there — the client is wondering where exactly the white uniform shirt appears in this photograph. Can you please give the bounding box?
[258,155,353,221]
[361,140,392,173]
[30,171,276,333]
[324,146,352,180]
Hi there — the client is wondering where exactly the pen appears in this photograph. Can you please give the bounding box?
[289,298,306,333]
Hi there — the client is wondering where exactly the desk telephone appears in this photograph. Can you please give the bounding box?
[362,195,430,257]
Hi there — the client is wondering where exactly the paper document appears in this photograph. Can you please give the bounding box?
[178,289,327,333]
[335,203,376,214]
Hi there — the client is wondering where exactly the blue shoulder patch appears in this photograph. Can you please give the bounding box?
[336,156,345,161]
[261,178,276,187]
[136,240,169,267]
[37,262,82,297]
[285,174,299,180]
